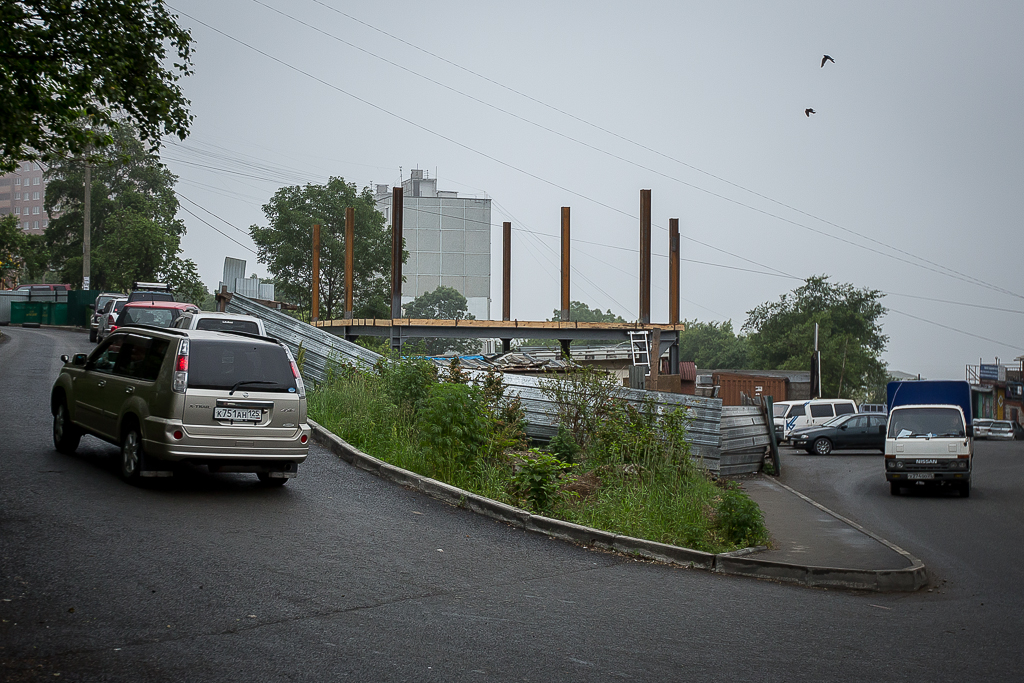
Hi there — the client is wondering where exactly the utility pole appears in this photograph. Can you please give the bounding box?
[82,159,91,291]
[311,223,320,322]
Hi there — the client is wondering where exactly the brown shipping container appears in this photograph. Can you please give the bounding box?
[713,372,787,406]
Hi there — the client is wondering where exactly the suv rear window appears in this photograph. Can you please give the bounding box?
[195,318,261,335]
[122,307,179,328]
[188,340,296,393]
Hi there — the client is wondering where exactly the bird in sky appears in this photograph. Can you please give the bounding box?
[805,108,816,117]
[821,54,835,67]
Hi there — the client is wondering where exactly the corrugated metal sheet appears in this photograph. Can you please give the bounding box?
[234,277,260,298]
[225,294,725,467]
[223,257,246,285]
[258,283,275,301]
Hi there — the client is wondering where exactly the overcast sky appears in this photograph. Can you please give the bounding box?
[163,0,1024,380]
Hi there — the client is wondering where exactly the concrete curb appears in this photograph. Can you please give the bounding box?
[309,420,926,592]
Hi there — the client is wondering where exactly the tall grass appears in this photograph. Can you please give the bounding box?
[308,365,768,554]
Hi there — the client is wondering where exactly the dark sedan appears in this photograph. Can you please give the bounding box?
[790,413,888,455]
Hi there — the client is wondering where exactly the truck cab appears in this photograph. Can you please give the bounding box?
[884,381,973,497]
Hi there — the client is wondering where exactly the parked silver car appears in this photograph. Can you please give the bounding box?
[987,421,1022,441]
[51,327,309,485]
[973,418,994,439]
[96,297,128,343]
[172,311,266,336]
[89,292,123,342]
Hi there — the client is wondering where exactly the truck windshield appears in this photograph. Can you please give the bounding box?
[773,404,788,418]
[888,408,965,439]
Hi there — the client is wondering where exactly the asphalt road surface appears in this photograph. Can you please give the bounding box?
[2,326,1022,681]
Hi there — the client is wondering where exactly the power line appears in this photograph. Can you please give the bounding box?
[175,192,258,254]
[887,307,1024,353]
[299,0,1023,301]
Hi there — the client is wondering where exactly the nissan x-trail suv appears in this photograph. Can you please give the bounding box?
[51,326,310,485]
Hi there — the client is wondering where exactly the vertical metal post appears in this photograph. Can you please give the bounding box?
[502,221,512,321]
[311,223,320,322]
[640,189,651,325]
[560,207,570,321]
[391,187,404,351]
[668,217,680,375]
[501,221,512,354]
[82,160,91,290]
[345,206,354,319]
[669,218,679,325]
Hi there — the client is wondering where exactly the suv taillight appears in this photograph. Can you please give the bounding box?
[172,338,189,393]
[285,348,305,399]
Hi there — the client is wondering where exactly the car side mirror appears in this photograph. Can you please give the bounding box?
[87,304,95,310]
[839,424,847,430]
[966,426,973,438]
[61,354,69,363]
[73,353,88,366]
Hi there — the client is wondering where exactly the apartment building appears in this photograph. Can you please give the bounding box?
[375,169,491,320]
[0,161,52,235]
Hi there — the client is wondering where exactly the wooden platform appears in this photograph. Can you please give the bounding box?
[315,318,685,342]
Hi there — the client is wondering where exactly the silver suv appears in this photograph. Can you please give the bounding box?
[51,327,309,485]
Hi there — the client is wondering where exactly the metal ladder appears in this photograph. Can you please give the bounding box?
[629,331,650,367]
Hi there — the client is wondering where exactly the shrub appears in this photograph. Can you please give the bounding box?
[547,424,580,464]
[417,382,489,482]
[513,449,576,513]
[539,367,619,451]
[715,488,769,547]
[378,356,437,412]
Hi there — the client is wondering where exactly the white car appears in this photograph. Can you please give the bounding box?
[973,418,994,439]
[171,311,267,336]
[773,398,859,443]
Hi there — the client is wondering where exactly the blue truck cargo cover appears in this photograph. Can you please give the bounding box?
[886,380,973,426]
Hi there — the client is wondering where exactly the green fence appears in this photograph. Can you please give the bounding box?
[11,301,67,326]
[67,290,102,327]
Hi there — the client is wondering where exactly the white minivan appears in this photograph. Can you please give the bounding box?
[773,398,859,442]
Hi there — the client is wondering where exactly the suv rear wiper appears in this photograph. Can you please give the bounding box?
[229,380,282,395]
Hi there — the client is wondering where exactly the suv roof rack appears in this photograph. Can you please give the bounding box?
[116,324,188,337]
[132,281,172,292]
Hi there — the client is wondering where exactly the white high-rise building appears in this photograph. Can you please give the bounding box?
[375,169,491,320]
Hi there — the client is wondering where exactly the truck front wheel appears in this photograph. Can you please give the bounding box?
[890,482,901,496]
[960,480,971,498]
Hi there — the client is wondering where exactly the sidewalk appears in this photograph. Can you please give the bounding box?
[741,475,913,571]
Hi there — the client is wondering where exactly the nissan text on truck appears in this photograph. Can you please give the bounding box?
[885,380,973,497]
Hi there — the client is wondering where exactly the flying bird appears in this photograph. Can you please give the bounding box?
[821,54,835,67]
[805,108,816,117]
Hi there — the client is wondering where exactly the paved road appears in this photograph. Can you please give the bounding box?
[2,327,1022,681]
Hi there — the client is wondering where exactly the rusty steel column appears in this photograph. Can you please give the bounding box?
[669,218,680,325]
[560,207,570,321]
[640,190,651,325]
[501,221,512,354]
[391,187,403,320]
[311,223,321,322]
[391,188,404,352]
[345,206,355,319]
[502,221,512,321]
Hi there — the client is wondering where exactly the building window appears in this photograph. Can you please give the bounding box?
[42,219,48,227]
[14,192,20,200]
[23,221,28,229]
[32,206,40,214]
[32,191,39,200]
[33,220,39,229]
[14,178,20,185]
[14,207,19,214]
[33,177,40,185]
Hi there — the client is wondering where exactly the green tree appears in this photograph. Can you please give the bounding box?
[250,178,393,319]
[551,301,626,323]
[0,215,25,288]
[43,122,205,301]
[403,285,479,356]
[677,320,751,369]
[742,275,888,401]
[519,301,627,349]
[0,0,193,172]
